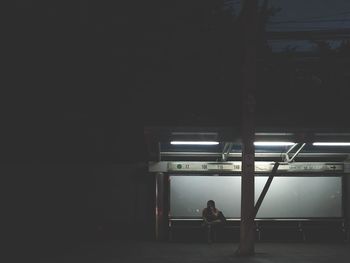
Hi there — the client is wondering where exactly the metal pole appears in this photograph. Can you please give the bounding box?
[253,162,280,217]
[155,172,165,241]
[284,143,298,162]
[289,143,306,162]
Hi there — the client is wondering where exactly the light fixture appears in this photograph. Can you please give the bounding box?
[170,141,219,145]
[254,141,295,146]
[313,142,350,146]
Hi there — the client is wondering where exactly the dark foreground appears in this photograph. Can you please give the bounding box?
[40,241,350,263]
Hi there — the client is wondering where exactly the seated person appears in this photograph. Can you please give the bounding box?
[202,200,226,243]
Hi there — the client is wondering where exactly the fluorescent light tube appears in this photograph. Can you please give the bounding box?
[313,142,350,146]
[254,142,295,146]
[170,141,219,145]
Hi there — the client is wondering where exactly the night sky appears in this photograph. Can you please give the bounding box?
[4,1,350,163]
[267,0,350,51]
[270,0,350,23]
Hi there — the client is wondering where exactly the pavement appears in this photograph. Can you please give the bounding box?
[40,241,350,263]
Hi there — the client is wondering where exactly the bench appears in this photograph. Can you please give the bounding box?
[168,218,256,242]
[297,219,348,242]
[255,219,304,241]
[168,218,348,242]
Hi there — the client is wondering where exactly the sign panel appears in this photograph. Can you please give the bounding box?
[162,162,344,173]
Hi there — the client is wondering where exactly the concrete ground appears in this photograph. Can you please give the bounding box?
[40,241,350,263]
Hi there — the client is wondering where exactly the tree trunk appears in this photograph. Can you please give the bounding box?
[236,0,258,256]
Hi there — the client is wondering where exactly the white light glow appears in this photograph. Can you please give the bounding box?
[170,141,219,145]
[313,142,350,146]
[254,142,295,146]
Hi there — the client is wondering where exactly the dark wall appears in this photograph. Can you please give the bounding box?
[7,163,154,258]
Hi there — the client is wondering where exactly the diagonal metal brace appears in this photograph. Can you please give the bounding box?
[221,142,234,161]
[253,143,305,219]
[244,162,280,240]
[253,162,280,218]
[284,143,306,162]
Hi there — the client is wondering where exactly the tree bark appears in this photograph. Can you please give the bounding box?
[236,0,258,256]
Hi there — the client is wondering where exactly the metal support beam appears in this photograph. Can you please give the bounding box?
[155,172,165,241]
[289,143,306,162]
[221,143,229,161]
[161,151,349,161]
[254,143,305,217]
[222,142,234,161]
[284,143,306,162]
[284,143,298,162]
[253,162,280,217]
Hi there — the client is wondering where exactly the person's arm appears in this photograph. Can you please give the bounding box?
[218,210,226,223]
[210,208,221,223]
[202,209,209,223]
